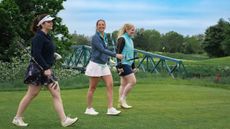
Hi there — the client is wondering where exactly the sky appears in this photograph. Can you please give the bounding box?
[58,0,230,36]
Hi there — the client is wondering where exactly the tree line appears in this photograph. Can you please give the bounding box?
[1,0,230,63]
[72,18,230,57]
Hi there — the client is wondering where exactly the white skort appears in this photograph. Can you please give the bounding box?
[85,61,111,77]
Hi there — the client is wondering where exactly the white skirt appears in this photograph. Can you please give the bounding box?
[85,61,111,77]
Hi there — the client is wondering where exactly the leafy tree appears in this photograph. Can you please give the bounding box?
[183,35,204,54]
[70,33,90,46]
[0,0,21,61]
[0,0,70,61]
[221,19,230,55]
[161,31,184,53]
[133,28,145,50]
[222,36,230,55]
[203,18,230,57]
[112,30,118,40]
[142,29,161,51]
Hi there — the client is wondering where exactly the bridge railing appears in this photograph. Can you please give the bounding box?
[134,49,186,78]
[62,45,91,72]
[62,45,186,78]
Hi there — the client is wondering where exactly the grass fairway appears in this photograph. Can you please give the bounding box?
[0,79,230,129]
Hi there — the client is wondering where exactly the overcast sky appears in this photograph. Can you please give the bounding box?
[58,0,230,36]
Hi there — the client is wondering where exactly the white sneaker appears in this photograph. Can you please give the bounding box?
[120,99,132,109]
[107,107,121,115]
[61,116,78,127]
[12,117,28,127]
[84,108,99,115]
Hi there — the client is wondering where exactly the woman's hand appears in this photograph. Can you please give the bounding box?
[116,54,123,60]
[44,69,52,76]
[44,69,58,90]
[117,68,124,75]
[132,68,138,73]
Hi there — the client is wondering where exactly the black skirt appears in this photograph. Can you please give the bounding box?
[116,64,133,76]
[24,62,57,86]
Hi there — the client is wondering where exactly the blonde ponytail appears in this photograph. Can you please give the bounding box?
[117,23,134,38]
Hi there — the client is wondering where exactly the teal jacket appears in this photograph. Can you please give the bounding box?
[116,33,134,66]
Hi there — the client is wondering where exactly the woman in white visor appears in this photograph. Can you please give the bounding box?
[12,14,78,127]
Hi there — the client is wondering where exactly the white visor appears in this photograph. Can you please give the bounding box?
[37,15,54,26]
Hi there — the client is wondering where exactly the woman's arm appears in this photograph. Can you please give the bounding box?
[92,36,116,57]
[116,37,125,68]
[32,35,50,70]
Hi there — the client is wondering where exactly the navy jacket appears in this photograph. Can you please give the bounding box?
[90,32,116,64]
[31,30,55,70]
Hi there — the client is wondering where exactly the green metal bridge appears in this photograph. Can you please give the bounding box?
[62,45,186,78]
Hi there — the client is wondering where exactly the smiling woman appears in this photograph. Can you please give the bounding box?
[84,19,123,116]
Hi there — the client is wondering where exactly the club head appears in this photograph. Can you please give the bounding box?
[54,52,62,60]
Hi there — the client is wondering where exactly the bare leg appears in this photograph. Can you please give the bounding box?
[119,77,127,99]
[86,77,100,108]
[121,73,136,98]
[101,75,114,108]
[118,74,136,108]
[47,83,66,121]
[15,85,41,117]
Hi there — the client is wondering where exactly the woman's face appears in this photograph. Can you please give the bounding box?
[97,21,106,33]
[42,21,53,30]
[126,26,135,36]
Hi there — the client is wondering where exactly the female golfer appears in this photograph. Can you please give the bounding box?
[116,23,137,109]
[12,14,78,127]
[84,19,122,115]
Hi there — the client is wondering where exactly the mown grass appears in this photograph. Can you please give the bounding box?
[182,56,230,80]
[0,77,230,129]
[155,52,209,60]
[183,56,230,66]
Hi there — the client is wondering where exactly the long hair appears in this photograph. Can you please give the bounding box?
[30,14,48,34]
[117,23,134,38]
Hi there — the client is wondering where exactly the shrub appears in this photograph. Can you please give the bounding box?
[0,54,81,82]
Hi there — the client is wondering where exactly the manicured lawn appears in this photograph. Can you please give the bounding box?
[0,79,230,129]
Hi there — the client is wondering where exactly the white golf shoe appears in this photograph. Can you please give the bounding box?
[107,107,121,115]
[84,108,99,115]
[119,99,132,109]
[12,117,28,127]
[61,116,78,127]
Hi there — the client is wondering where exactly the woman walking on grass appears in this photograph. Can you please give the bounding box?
[116,23,137,109]
[84,19,123,116]
[12,14,78,127]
